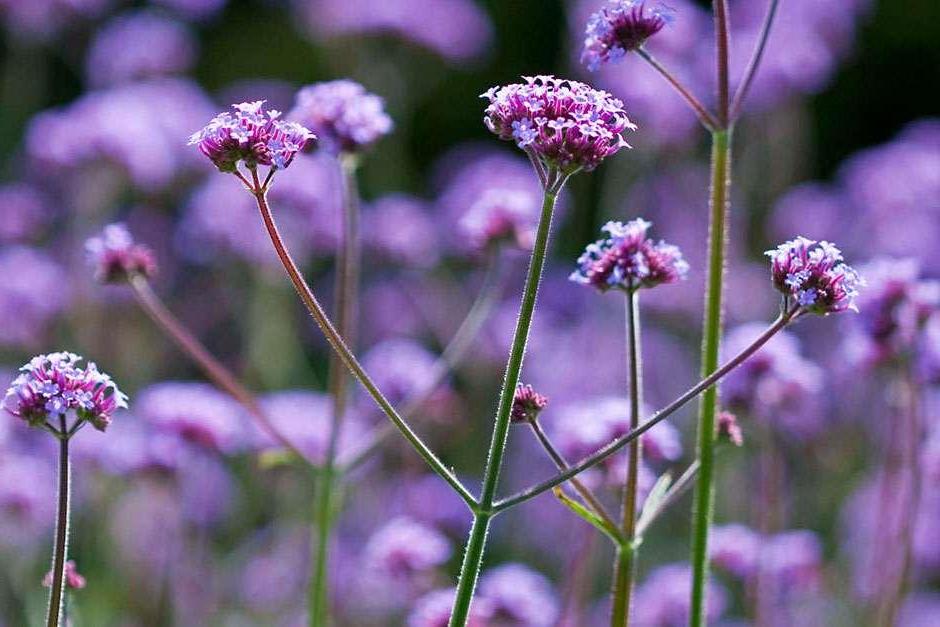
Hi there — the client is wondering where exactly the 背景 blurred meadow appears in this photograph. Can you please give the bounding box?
[1,0,939,625]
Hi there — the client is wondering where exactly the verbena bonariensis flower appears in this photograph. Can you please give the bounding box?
[43,560,86,589]
[510,383,548,423]
[476,563,559,626]
[288,80,392,155]
[766,236,863,315]
[481,75,635,175]
[363,516,452,581]
[188,101,315,173]
[570,218,689,292]
[582,0,674,71]
[3,352,127,432]
[85,223,157,283]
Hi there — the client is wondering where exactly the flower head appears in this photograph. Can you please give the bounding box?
[43,560,86,590]
[717,411,743,446]
[481,75,635,174]
[3,352,127,432]
[582,1,675,71]
[288,80,392,155]
[188,101,315,173]
[766,236,863,314]
[511,383,548,423]
[85,223,157,283]
[570,218,689,292]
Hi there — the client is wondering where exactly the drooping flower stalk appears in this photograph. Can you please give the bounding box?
[84,224,317,467]
[311,154,361,626]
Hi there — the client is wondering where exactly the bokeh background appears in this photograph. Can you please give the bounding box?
[1,0,939,625]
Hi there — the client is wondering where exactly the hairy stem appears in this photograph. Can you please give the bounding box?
[492,307,795,514]
[611,289,643,626]
[529,419,620,537]
[342,249,504,471]
[45,425,70,627]
[449,187,560,626]
[689,125,732,627]
[250,172,476,508]
[311,156,361,626]
[129,275,315,467]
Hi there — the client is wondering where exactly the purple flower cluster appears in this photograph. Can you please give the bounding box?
[711,524,823,593]
[571,219,689,292]
[288,80,392,155]
[0,247,68,349]
[767,237,862,314]
[511,383,548,423]
[136,382,246,454]
[481,75,636,174]
[188,101,315,173]
[3,352,127,432]
[582,0,674,71]
[0,184,47,243]
[85,10,196,87]
[633,563,727,626]
[363,516,451,581]
[85,223,157,283]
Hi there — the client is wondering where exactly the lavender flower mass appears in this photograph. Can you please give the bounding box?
[0,0,936,625]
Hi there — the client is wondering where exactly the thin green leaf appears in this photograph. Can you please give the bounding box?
[553,487,624,544]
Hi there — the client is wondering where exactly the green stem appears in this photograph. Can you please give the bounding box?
[689,127,732,627]
[611,289,643,626]
[449,187,560,626]
[45,426,70,627]
[492,307,793,513]
[310,156,361,626]
[250,171,476,508]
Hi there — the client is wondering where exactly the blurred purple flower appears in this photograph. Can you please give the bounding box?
[0,183,47,243]
[0,452,55,548]
[188,101,315,173]
[482,75,635,175]
[766,237,862,315]
[761,530,823,593]
[136,382,247,453]
[26,78,215,191]
[364,194,441,268]
[4,351,127,432]
[633,562,727,626]
[0,0,109,42]
[85,222,158,283]
[900,593,940,627]
[179,152,340,266]
[710,523,761,579]
[43,560,86,589]
[477,563,559,626]
[360,338,452,415]
[235,525,308,613]
[582,0,674,71]
[288,80,392,155]
[298,0,493,63]
[364,516,451,583]
[256,391,367,464]
[722,323,824,440]
[570,218,689,292]
[85,10,196,87]
[0,247,68,348]
[433,146,546,254]
[408,587,494,626]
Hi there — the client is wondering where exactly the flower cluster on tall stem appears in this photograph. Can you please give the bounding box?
[4,352,125,627]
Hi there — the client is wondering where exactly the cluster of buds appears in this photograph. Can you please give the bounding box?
[582,0,674,71]
[85,223,157,283]
[43,561,86,590]
[766,237,862,315]
[717,411,743,447]
[188,101,315,173]
[3,352,127,433]
[511,383,549,424]
[481,75,635,175]
[570,218,688,293]
[288,80,393,155]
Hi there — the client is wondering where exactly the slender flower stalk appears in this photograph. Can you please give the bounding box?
[634,48,718,131]
[3,353,126,627]
[311,154,361,626]
[492,306,799,513]
[527,417,621,538]
[449,186,562,626]
[127,274,315,466]
[341,248,505,472]
[730,0,782,121]
[611,289,643,627]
